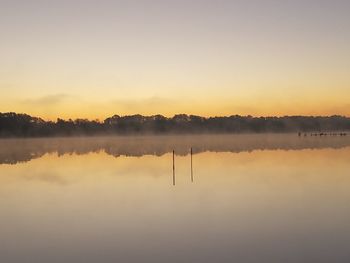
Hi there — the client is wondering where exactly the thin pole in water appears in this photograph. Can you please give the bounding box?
[172,150,175,186]
[190,147,193,182]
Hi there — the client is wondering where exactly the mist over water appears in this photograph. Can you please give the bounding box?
[1,133,350,164]
[1,135,350,263]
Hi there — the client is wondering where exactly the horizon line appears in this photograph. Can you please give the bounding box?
[1,111,350,122]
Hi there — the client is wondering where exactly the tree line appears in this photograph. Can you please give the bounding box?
[0,112,350,137]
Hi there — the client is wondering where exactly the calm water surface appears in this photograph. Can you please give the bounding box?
[0,135,350,263]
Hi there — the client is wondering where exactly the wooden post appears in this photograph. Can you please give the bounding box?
[172,150,175,186]
[190,147,193,182]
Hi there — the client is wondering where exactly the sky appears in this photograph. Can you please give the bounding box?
[0,0,350,120]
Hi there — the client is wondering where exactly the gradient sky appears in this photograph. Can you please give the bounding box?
[1,0,350,120]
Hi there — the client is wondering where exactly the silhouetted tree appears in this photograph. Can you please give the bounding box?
[1,112,350,137]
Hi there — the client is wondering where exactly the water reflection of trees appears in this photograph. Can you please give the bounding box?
[1,134,350,164]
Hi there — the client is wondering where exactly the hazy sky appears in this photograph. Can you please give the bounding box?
[1,0,350,120]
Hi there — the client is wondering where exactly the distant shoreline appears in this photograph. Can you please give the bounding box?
[1,112,350,137]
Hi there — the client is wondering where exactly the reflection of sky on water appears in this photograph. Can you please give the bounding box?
[0,136,350,262]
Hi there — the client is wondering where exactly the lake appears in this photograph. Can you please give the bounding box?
[1,134,350,263]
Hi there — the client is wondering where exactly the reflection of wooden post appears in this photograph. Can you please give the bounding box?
[190,147,193,182]
[173,150,175,186]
